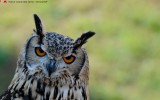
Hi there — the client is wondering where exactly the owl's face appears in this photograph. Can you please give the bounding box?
[25,32,86,77]
[20,15,95,78]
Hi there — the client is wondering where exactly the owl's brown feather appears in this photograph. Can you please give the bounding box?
[0,14,95,100]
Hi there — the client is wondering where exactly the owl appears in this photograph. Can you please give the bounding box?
[0,14,95,100]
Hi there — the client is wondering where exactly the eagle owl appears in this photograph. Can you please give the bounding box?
[0,14,95,100]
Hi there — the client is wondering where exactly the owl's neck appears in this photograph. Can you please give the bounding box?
[8,67,89,100]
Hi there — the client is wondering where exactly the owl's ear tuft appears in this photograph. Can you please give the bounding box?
[73,31,95,50]
[33,14,45,43]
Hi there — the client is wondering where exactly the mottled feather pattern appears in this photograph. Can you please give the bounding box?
[5,69,88,100]
[0,50,89,100]
[0,14,95,100]
[43,32,74,58]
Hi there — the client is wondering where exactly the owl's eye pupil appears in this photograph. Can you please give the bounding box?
[39,48,44,53]
[65,56,71,60]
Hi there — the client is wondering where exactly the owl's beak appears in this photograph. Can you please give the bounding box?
[47,59,56,76]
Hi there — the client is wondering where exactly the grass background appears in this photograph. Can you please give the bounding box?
[0,0,160,100]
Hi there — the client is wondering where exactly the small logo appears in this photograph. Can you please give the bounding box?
[0,0,48,3]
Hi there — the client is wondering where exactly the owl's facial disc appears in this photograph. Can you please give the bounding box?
[34,45,76,77]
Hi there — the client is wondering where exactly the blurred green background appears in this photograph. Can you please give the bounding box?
[0,0,160,100]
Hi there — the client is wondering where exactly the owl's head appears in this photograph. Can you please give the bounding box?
[17,14,95,80]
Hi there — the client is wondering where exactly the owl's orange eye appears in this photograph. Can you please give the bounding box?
[63,55,75,64]
[35,47,46,57]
